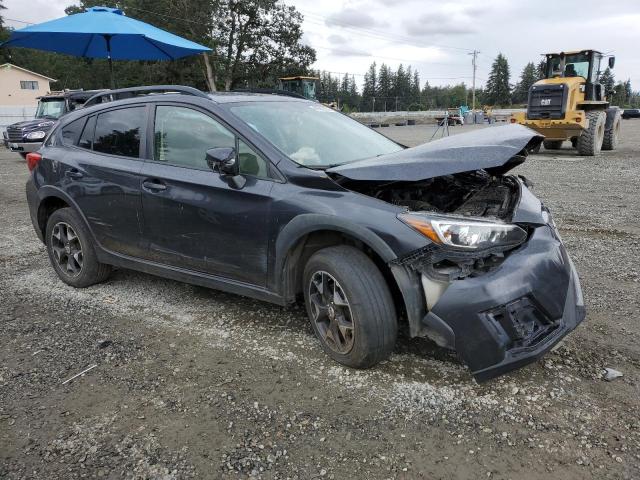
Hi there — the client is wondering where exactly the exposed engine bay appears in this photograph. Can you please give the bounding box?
[334,170,525,285]
[342,170,519,222]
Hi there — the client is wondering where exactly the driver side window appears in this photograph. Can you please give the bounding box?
[153,105,271,178]
[154,106,235,170]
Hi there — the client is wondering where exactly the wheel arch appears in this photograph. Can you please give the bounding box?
[274,215,405,311]
[35,187,96,245]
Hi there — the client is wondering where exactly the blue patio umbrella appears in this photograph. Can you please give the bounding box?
[0,6,211,87]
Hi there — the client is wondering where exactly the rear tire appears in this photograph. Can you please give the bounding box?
[577,110,606,156]
[543,140,563,150]
[45,207,111,288]
[303,246,397,369]
[602,109,621,151]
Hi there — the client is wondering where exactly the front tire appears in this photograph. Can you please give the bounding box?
[577,110,606,156]
[45,208,111,288]
[303,246,397,369]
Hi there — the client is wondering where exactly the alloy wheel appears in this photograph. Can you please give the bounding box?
[308,270,355,354]
[50,222,83,277]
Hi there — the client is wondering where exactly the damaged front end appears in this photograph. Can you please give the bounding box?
[327,125,586,381]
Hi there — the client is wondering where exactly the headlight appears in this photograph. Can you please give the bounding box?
[37,121,54,128]
[398,213,527,250]
[26,131,46,140]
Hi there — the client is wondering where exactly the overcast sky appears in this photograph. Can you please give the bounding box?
[3,0,640,89]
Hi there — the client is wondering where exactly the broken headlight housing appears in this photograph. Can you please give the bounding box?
[398,213,527,250]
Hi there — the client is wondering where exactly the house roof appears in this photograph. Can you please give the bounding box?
[0,63,57,82]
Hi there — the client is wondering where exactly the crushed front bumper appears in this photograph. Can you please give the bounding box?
[415,224,585,381]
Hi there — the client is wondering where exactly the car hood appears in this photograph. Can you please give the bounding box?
[8,118,56,130]
[327,124,543,181]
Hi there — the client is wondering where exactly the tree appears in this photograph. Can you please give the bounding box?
[512,62,537,104]
[409,69,421,109]
[0,0,6,30]
[536,60,547,80]
[599,67,615,99]
[485,53,511,106]
[377,63,392,111]
[207,1,315,91]
[362,61,377,112]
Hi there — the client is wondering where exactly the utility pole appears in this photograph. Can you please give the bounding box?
[468,50,480,111]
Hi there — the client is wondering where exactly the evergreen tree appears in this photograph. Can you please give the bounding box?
[410,69,421,110]
[536,60,547,80]
[0,0,6,30]
[485,53,511,106]
[512,62,537,104]
[599,67,615,99]
[362,62,377,112]
[377,63,392,111]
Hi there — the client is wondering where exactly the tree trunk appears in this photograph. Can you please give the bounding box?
[202,53,217,92]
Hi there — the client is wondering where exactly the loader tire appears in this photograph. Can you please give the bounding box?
[577,110,606,156]
[543,140,563,150]
[602,109,622,151]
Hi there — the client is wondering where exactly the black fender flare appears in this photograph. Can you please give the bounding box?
[273,214,398,297]
[36,186,101,248]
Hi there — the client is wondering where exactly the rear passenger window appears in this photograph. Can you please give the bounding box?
[93,107,145,158]
[154,106,235,170]
[61,118,86,146]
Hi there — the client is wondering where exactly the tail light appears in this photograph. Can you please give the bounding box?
[510,118,517,123]
[26,152,42,172]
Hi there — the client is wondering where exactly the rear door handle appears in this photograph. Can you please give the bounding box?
[65,168,84,179]
[142,179,167,192]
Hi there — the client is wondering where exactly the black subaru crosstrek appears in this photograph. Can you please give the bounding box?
[25,86,585,381]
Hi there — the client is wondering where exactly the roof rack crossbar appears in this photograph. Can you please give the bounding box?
[84,85,209,107]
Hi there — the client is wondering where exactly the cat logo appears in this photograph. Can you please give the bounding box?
[541,98,552,106]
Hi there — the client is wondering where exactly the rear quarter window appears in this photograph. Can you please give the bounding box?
[61,118,86,146]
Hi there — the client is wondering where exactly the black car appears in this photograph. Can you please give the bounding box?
[622,108,640,119]
[25,86,585,381]
[4,89,103,157]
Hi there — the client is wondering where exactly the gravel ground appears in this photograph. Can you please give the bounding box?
[1,121,639,479]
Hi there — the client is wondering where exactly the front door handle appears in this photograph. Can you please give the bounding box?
[65,168,84,179]
[142,179,167,192]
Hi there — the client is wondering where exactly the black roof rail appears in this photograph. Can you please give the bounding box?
[231,88,308,100]
[84,85,209,107]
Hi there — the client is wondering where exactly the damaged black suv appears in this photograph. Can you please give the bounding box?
[25,86,585,381]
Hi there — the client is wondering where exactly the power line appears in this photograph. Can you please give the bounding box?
[3,17,34,25]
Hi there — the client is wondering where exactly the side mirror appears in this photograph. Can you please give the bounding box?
[205,147,245,189]
[206,147,237,174]
[608,56,616,69]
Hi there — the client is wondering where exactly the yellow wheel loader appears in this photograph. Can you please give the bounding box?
[511,50,621,156]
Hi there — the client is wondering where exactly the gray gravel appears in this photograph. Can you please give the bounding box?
[1,121,639,479]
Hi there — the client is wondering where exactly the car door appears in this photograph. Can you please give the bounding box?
[55,106,148,257]
[139,103,274,286]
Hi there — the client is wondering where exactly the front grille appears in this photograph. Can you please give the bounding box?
[526,84,567,120]
[6,126,24,142]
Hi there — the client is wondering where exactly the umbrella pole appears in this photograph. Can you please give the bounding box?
[104,34,115,89]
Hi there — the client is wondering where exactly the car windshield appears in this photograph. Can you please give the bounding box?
[35,99,65,119]
[229,101,403,167]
